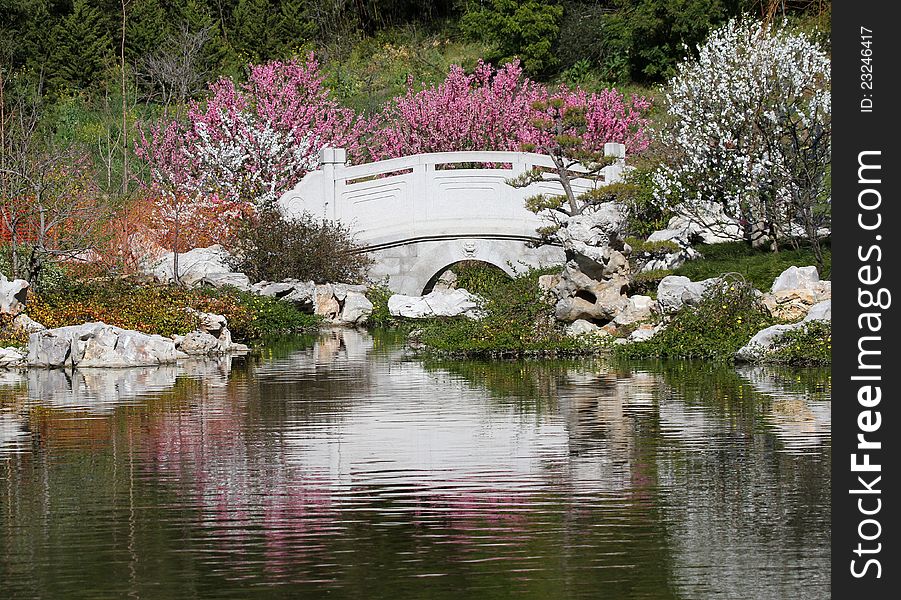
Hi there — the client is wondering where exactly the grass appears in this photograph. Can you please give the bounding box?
[673,240,831,290]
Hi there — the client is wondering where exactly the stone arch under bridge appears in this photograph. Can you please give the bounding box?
[278,146,626,295]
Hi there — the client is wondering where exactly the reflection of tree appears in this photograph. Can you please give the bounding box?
[0,334,830,598]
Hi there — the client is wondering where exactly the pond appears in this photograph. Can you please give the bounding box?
[0,329,830,599]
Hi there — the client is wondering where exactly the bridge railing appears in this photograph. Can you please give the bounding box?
[279,145,626,249]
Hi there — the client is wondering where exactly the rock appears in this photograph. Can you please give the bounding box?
[182,309,247,352]
[339,291,373,325]
[565,319,604,337]
[613,295,656,327]
[763,266,831,321]
[27,322,177,368]
[538,274,561,294]
[432,270,458,292]
[177,331,223,355]
[771,265,820,293]
[254,280,304,298]
[647,205,742,246]
[641,246,701,272]
[656,275,720,314]
[200,271,252,291]
[558,202,626,251]
[0,274,29,316]
[0,347,26,368]
[804,300,831,322]
[388,289,483,319]
[12,313,46,334]
[149,245,233,286]
[627,323,661,342]
[735,323,804,362]
[552,250,631,323]
[315,284,342,320]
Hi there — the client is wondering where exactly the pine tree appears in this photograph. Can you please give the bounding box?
[48,0,114,91]
[126,0,171,64]
[231,0,278,63]
[274,0,317,57]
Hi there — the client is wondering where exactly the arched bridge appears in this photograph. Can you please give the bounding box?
[278,146,626,295]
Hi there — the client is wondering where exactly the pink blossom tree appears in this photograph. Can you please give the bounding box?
[365,60,651,161]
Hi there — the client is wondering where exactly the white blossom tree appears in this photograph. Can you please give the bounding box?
[652,18,831,260]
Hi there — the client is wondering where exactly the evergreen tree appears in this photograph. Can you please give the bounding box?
[274,0,316,57]
[231,0,279,63]
[125,0,171,64]
[48,0,114,91]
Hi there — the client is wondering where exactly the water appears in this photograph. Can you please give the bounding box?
[0,330,830,599]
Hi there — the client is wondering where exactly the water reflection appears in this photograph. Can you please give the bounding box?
[0,329,830,599]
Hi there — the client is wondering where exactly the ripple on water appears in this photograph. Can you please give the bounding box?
[0,330,830,599]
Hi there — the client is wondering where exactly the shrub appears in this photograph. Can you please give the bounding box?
[416,267,583,357]
[616,275,774,361]
[364,281,394,328]
[761,320,831,366]
[629,268,673,298]
[652,18,831,257]
[25,279,318,342]
[228,208,372,284]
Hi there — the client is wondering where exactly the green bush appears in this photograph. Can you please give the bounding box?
[616,275,774,361]
[416,266,584,357]
[460,0,564,76]
[761,320,831,367]
[25,279,318,342]
[629,268,673,298]
[364,281,394,328]
[229,208,372,284]
[619,165,673,238]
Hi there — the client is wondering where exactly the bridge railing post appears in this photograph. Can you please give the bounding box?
[320,147,347,220]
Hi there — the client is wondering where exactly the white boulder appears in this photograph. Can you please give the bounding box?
[0,347,26,368]
[0,274,29,316]
[804,300,832,322]
[657,276,720,314]
[735,323,804,362]
[28,322,177,368]
[613,295,656,327]
[388,289,483,319]
[149,245,233,286]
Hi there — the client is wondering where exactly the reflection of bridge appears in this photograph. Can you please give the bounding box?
[278,146,627,294]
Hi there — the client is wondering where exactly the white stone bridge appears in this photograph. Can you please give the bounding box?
[278,145,626,295]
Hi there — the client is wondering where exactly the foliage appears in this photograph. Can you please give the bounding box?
[137,55,362,209]
[228,207,371,284]
[364,281,394,328]
[600,0,752,83]
[415,266,583,357]
[366,59,651,161]
[629,268,673,298]
[652,18,831,256]
[25,278,318,341]
[762,319,831,366]
[452,261,511,296]
[618,163,672,238]
[46,0,113,93]
[673,240,831,290]
[616,275,775,361]
[624,236,679,256]
[460,0,564,76]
